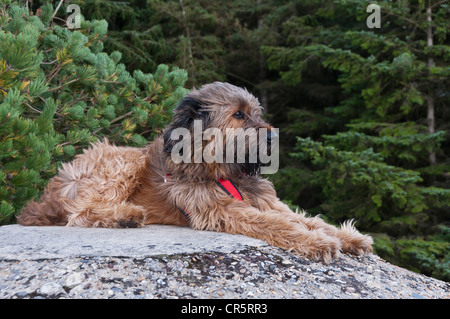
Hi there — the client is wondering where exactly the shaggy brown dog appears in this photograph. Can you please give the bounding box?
[17,82,372,262]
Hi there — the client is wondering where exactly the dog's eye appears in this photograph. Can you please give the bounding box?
[232,111,245,119]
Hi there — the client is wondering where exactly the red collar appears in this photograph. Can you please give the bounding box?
[164,174,243,222]
[216,178,243,201]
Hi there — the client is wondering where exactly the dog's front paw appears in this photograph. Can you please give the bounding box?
[341,234,373,255]
[115,204,146,228]
[338,221,373,255]
[118,218,139,228]
[293,232,342,264]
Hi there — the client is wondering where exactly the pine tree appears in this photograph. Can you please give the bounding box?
[0,1,188,224]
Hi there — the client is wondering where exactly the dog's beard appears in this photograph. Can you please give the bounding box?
[239,130,274,176]
[240,161,261,176]
[222,128,274,176]
[235,141,267,176]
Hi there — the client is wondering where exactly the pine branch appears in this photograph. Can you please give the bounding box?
[47,78,80,92]
[24,102,42,114]
[52,0,64,19]
[92,111,134,135]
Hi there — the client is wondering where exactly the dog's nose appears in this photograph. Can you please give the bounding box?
[267,129,278,142]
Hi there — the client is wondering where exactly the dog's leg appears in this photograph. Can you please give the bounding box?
[63,198,146,228]
[209,203,341,263]
[266,200,373,255]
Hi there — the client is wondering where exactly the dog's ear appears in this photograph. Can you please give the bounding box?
[163,96,210,153]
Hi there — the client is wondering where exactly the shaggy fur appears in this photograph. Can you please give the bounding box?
[17,82,373,263]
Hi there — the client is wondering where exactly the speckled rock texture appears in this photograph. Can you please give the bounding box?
[0,225,448,299]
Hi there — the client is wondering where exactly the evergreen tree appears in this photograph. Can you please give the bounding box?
[0,1,188,224]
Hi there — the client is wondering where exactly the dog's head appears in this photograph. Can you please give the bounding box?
[163,82,276,179]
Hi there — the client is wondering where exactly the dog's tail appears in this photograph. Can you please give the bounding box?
[17,195,69,226]
[17,179,70,226]
[17,156,89,226]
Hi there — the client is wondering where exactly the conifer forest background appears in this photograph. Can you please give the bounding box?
[0,0,449,281]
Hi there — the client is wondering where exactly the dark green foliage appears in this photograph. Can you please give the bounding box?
[0,1,188,224]
[290,136,450,227]
[373,229,450,281]
[69,0,170,73]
